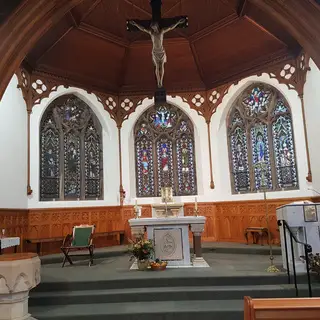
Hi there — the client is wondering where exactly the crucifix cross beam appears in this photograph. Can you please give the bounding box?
[127,0,188,32]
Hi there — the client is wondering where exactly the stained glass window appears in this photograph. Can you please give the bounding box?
[135,103,197,197]
[40,94,103,201]
[227,83,298,193]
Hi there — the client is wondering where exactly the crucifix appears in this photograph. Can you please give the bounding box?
[127,0,188,102]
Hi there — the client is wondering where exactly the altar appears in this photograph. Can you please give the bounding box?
[129,202,209,268]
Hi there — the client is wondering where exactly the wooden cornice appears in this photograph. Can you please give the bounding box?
[78,22,129,47]
[189,13,238,43]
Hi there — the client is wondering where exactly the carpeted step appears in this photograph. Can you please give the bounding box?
[33,273,309,292]
[29,300,244,320]
[29,284,318,306]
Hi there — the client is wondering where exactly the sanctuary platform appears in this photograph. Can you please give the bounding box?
[28,243,319,320]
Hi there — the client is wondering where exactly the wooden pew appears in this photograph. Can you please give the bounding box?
[26,230,125,255]
[244,296,320,320]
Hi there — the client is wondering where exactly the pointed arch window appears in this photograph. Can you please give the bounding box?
[40,94,103,201]
[227,83,298,193]
[135,103,197,197]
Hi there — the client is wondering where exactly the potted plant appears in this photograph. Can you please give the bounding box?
[129,236,154,271]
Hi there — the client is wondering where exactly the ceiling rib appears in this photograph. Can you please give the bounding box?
[189,41,207,88]
[189,13,238,43]
[79,23,129,47]
[245,16,288,47]
[79,0,102,23]
[238,0,247,16]
[124,0,152,17]
[36,26,74,65]
[162,0,184,17]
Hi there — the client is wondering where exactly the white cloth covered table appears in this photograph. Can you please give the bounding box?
[0,237,20,250]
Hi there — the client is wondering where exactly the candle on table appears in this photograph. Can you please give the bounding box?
[195,197,198,210]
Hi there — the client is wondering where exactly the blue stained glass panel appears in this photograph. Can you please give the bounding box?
[272,115,298,188]
[136,138,154,197]
[273,100,289,115]
[156,138,174,196]
[176,136,196,195]
[251,124,272,190]
[151,105,176,129]
[243,87,271,116]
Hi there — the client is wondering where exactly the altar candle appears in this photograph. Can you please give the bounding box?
[135,198,137,209]
[195,197,198,210]
[138,208,141,217]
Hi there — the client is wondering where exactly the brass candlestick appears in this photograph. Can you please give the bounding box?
[263,189,280,273]
[194,208,199,217]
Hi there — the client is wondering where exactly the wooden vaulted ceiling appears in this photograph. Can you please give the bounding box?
[24,0,301,95]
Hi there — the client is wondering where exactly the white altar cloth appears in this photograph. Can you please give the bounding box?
[0,237,20,249]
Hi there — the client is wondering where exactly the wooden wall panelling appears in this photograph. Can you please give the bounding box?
[0,209,28,253]
[0,197,315,255]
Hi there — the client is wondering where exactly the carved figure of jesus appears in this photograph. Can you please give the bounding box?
[128,18,186,88]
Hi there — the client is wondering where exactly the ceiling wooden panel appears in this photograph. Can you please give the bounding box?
[194,17,287,82]
[27,16,73,67]
[165,0,235,35]
[24,0,301,94]
[122,42,155,91]
[37,29,126,90]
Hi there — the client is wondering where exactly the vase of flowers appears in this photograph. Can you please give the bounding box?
[129,236,154,271]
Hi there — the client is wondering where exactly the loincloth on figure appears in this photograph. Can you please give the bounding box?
[152,48,167,65]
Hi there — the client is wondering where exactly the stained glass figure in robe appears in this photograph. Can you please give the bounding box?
[135,103,197,197]
[157,139,174,195]
[251,125,272,190]
[136,138,154,197]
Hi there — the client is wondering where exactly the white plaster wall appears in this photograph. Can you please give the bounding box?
[27,64,319,208]
[212,73,313,201]
[0,75,28,208]
[28,87,119,208]
[121,96,209,205]
[304,60,320,194]
[122,73,314,205]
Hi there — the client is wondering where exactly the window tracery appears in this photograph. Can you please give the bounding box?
[40,95,103,201]
[135,103,197,197]
[227,83,298,193]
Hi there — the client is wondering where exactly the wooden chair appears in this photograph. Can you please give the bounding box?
[61,224,95,267]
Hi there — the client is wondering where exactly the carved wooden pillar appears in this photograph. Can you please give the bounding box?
[299,93,312,182]
[118,126,125,206]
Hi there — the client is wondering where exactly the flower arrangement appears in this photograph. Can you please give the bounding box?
[129,236,154,261]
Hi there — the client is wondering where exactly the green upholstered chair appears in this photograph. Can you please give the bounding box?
[61,225,95,267]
